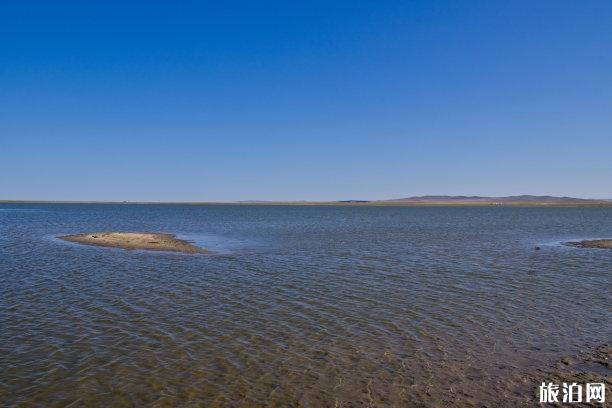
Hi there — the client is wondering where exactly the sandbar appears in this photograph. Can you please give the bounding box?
[566,239,612,249]
[60,232,209,254]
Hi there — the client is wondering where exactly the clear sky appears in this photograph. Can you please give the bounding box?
[1,1,611,201]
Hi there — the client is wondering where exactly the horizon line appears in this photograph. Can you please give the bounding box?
[2,194,612,206]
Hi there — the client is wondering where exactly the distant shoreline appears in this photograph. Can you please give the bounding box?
[2,200,612,207]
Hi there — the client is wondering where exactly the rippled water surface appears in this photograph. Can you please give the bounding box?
[1,204,611,406]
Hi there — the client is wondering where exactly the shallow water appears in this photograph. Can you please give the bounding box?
[1,204,610,406]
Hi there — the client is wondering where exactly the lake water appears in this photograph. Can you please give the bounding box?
[1,204,610,406]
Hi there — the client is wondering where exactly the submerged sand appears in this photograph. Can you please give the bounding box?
[60,232,209,254]
[566,239,612,249]
[520,344,611,404]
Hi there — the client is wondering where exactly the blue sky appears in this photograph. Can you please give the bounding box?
[1,1,611,201]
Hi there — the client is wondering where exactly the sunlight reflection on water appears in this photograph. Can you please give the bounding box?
[177,233,253,254]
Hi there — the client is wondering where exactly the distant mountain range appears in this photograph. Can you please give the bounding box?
[232,196,612,205]
[382,195,611,204]
[2,195,611,206]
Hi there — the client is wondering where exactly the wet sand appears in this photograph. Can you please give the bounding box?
[567,239,612,249]
[60,232,209,253]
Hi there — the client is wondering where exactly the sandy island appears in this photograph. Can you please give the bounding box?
[60,232,210,254]
[566,239,612,249]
